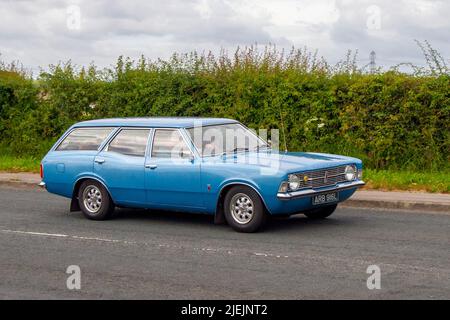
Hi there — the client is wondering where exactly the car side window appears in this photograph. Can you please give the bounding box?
[56,127,114,151]
[107,129,150,157]
[151,129,192,159]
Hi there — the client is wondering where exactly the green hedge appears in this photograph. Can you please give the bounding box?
[0,51,449,171]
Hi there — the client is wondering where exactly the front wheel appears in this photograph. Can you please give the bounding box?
[303,204,337,219]
[78,180,115,220]
[224,186,267,233]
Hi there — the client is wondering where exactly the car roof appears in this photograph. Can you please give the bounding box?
[73,117,239,128]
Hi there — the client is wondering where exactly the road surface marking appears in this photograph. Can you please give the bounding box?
[1,227,449,276]
[0,229,126,243]
[1,229,68,237]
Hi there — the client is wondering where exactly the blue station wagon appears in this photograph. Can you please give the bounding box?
[40,117,365,232]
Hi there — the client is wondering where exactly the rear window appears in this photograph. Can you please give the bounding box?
[56,127,114,151]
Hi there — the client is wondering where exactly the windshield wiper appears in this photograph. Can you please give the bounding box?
[221,147,249,156]
[232,147,249,153]
[254,144,270,151]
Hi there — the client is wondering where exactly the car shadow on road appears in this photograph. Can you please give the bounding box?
[109,207,354,234]
[112,208,221,231]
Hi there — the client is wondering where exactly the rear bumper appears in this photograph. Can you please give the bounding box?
[38,181,46,189]
[277,180,365,200]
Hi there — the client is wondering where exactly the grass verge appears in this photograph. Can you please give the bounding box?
[364,169,450,193]
[0,154,40,173]
[0,155,448,193]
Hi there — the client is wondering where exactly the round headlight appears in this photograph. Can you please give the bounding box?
[344,165,356,181]
[288,174,301,191]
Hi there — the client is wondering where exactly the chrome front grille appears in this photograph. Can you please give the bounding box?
[297,166,348,190]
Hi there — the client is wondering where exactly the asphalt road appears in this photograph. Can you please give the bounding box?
[0,186,449,299]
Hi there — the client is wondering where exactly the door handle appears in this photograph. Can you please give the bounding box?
[145,164,157,169]
[95,158,105,164]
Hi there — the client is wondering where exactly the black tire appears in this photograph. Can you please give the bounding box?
[78,180,115,220]
[303,204,337,219]
[223,185,267,233]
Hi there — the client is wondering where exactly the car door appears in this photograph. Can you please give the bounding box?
[93,128,151,207]
[145,128,203,210]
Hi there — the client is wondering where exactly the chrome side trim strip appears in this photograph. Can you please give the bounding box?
[277,180,365,200]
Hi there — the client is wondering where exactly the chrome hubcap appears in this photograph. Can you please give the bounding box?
[83,185,102,214]
[230,193,254,224]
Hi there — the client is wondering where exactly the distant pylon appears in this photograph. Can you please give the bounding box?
[370,50,376,73]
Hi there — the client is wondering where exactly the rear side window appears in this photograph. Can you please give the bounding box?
[56,127,114,151]
[107,129,150,157]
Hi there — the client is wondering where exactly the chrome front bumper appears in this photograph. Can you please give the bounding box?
[38,181,46,189]
[277,180,365,200]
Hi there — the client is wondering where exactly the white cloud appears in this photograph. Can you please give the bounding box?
[0,0,448,72]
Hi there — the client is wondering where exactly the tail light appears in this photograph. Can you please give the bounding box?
[40,164,43,179]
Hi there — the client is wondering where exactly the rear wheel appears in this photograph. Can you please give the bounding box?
[303,204,337,219]
[224,186,267,233]
[78,180,115,220]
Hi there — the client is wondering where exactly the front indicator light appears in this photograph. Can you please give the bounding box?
[278,182,289,193]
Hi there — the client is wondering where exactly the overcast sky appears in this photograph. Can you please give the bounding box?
[0,0,449,73]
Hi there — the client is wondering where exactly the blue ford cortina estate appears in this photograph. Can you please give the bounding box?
[40,117,365,232]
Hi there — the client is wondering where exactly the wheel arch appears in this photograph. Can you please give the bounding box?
[214,181,270,224]
[70,176,114,212]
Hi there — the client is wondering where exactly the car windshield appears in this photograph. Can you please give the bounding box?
[187,123,269,157]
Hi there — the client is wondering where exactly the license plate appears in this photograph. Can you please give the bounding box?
[312,192,339,205]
